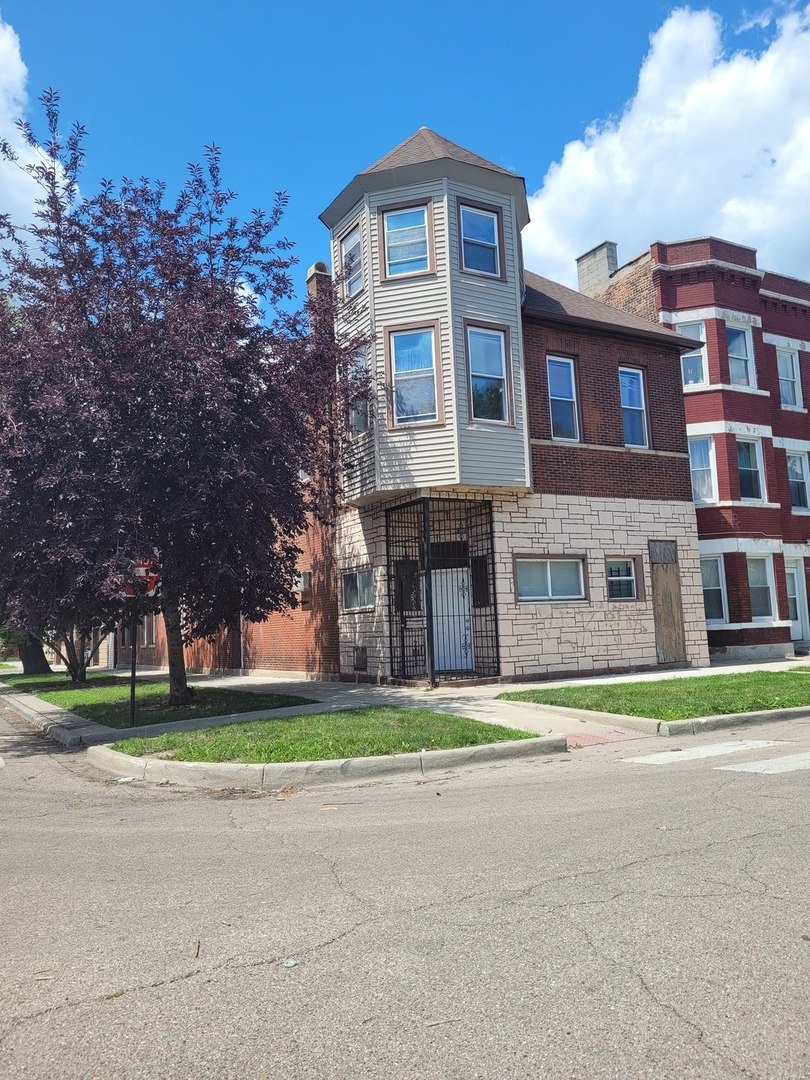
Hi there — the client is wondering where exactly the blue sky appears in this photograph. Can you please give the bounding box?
[1,2,808,291]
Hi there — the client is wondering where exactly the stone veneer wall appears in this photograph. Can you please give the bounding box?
[336,488,710,680]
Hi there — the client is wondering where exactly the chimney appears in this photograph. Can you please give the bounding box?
[306,260,331,301]
[576,241,618,296]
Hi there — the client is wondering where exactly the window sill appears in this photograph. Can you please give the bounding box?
[341,606,375,615]
[704,500,781,509]
[380,270,436,284]
[781,405,808,413]
[791,508,810,516]
[708,619,792,630]
[684,383,769,397]
[460,266,507,284]
[516,598,588,604]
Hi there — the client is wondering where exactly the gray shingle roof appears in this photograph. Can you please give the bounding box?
[362,127,516,178]
[523,270,701,349]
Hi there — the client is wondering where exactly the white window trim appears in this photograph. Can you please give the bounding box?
[777,347,803,410]
[341,568,374,612]
[515,558,586,602]
[619,366,648,449]
[675,320,708,388]
[605,559,638,601]
[700,555,729,625]
[736,437,767,503]
[459,204,501,278]
[383,205,429,278]
[688,435,718,505]
[746,555,776,623]
[787,450,810,513]
[467,326,509,424]
[390,327,439,427]
[726,322,757,390]
[547,355,579,442]
[340,223,363,299]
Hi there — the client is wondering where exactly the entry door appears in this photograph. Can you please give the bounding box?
[431,567,475,673]
[784,560,807,640]
[648,540,687,664]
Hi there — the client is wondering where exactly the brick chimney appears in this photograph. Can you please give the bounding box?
[576,241,618,296]
[306,260,331,301]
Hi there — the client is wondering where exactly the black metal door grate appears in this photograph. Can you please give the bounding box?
[386,499,499,680]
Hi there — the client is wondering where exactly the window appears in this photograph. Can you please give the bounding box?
[468,327,507,422]
[619,367,648,447]
[688,437,717,504]
[700,557,727,623]
[606,560,637,600]
[342,569,374,611]
[547,356,579,441]
[727,325,753,387]
[678,322,707,386]
[139,614,156,648]
[777,348,802,408]
[515,558,585,601]
[747,556,773,620]
[787,452,809,509]
[348,349,370,436]
[295,570,312,607]
[460,205,500,277]
[340,224,363,298]
[383,205,428,276]
[390,328,438,425]
[736,439,764,501]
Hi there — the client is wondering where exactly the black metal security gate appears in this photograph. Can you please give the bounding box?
[386,499,499,681]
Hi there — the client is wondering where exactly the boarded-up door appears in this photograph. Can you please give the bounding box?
[648,540,687,664]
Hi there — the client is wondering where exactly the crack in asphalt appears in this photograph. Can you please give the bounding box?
[571,916,765,1080]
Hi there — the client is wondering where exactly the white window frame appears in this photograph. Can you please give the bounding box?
[546,356,579,442]
[736,438,767,502]
[459,204,501,278]
[787,451,810,511]
[383,205,429,277]
[726,323,756,389]
[618,366,648,448]
[688,436,718,505]
[467,326,508,424]
[390,327,438,426]
[677,321,707,387]
[746,555,775,622]
[515,558,585,602]
[340,223,363,298]
[605,559,637,601]
[341,568,374,612]
[700,556,728,625]
[348,348,370,437]
[777,348,802,409]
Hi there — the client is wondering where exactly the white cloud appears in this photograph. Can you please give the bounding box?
[0,17,41,233]
[524,5,810,288]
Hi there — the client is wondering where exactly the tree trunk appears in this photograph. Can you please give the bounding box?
[17,634,53,675]
[162,593,192,706]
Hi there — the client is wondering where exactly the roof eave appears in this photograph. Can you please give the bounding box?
[523,308,701,351]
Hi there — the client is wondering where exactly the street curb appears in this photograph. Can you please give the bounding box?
[501,700,661,736]
[86,734,569,790]
[660,705,810,736]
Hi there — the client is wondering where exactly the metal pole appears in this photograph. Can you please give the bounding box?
[129,611,138,728]
[422,499,437,688]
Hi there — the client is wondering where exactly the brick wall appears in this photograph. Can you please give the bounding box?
[522,317,692,501]
[117,518,340,676]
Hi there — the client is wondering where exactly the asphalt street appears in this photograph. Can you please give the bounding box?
[1,700,808,1080]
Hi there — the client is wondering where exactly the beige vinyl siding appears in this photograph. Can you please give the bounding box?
[448,181,530,489]
[332,200,377,503]
[369,182,459,491]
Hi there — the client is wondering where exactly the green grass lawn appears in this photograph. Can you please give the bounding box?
[0,671,315,729]
[498,669,810,721]
[115,706,535,762]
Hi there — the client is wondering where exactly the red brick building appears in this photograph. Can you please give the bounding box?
[578,236,810,659]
